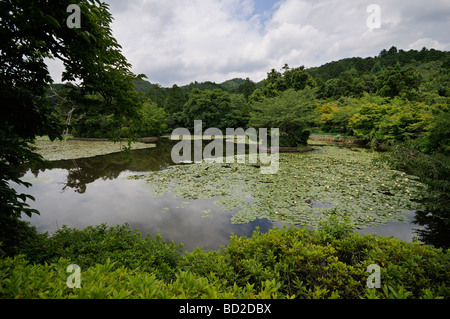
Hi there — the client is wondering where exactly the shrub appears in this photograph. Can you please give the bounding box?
[2,223,449,299]
[180,226,450,299]
[377,141,450,248]
[0,217,42,256]
[0,256,281,299]
[18,223,183,281]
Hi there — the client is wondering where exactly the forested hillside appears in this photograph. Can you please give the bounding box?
[134,46,449,105]
[48,46,449,155]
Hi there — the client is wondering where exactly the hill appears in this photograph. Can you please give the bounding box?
[132,78,250,93]
[132,46,449,96]
[306,46,450,82]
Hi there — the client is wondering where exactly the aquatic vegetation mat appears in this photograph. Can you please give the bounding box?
[133,146,427,228]
[34,140,156,161]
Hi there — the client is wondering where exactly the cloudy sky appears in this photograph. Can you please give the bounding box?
[48,0,450,87]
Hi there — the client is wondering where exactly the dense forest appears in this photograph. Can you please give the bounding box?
[50,46,449,156]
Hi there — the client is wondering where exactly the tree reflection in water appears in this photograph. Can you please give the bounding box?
[29,140,176,194]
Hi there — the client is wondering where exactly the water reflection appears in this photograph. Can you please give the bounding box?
[412,210,450,249]
[27,140,177,194]
[16,140,288,251]
[14,140,448,250]
[17,168,287,251]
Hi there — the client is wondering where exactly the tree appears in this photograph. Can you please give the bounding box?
[164,84,187,114]
[283,65,316,91]
[378,46,399,67]
[376,63,422,98]
[230,93,250,128]
[262,68,285,97]
[348,97,440,147]
[1,0,143,221]
[181,89,243,131]
[163,84,188,130]
[249,88,319,147]
[318,102,358,133]
[145,83,167,108]
[261,65,315,97]
[129,99,168,137]
[236,77,257,101]
[320,68,364,98]
[348,102,388,143]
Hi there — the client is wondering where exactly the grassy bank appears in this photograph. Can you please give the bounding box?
[1,221,448,299]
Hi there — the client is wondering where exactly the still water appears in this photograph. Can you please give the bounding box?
[14,140,435,251]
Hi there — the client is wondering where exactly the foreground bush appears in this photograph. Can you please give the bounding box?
[0,256,280,299]
[181,224,449,299]
[1,222,448,299]
[17,223,183,281]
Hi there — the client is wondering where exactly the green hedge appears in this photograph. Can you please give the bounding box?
[1,222,449,299]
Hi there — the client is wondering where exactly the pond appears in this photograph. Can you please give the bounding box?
[13,140,440,251]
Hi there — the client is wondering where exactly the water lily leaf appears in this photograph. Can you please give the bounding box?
[134,146,427,228]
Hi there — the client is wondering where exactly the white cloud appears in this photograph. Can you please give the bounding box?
[45,57,65,83]
[46,0,450,87]
[408,38,450,51]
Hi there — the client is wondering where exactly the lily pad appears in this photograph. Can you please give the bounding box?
[133,146,427,228]
[33,140,156,161]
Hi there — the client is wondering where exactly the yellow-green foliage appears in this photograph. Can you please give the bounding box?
[0,256,281,299]
[318,94,450,155]
[348,99,437,144]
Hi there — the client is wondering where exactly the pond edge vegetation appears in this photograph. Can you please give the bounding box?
[1,219,449,299]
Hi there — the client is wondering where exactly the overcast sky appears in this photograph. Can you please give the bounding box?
[47,0,450,87]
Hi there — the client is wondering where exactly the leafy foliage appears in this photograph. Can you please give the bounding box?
[259,65,315,98]
[18,223,183,281]
[128,100,168,137]
[236,77,258,101]
[250,88,318,146]
[319,68,367,99]
[0,134,43,219]
[179,89,245,131]
[377,141,450,248]
[347,96,449,153]
[307,46,449,82]
[376,63,422,99]
[1,223,448,299]
[318,102,358,133]
[183,225,449,299]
